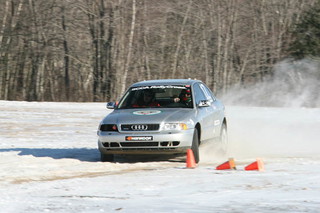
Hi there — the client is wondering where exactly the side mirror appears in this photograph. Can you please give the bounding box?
[198,100,211,107]
[106,102,115,109]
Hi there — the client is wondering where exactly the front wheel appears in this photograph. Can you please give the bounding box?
[191,129,200,163]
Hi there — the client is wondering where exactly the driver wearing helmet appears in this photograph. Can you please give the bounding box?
[173,89,192,105]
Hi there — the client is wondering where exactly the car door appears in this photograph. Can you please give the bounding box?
[193,83,215,141]
[199,83,222,138]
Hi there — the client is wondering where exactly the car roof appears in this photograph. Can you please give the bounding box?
[130,79,202,87]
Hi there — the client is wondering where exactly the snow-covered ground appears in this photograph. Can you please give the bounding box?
[1,100,320,212]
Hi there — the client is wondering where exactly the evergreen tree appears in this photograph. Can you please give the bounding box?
[289,0,320,59]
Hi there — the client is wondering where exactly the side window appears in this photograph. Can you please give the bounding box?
[199,83,216,102]
[193,84,207,104]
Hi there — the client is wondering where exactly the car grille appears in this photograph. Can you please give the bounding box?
[120,142,158,147]
[120,124,160,131]
[102,141,180,148]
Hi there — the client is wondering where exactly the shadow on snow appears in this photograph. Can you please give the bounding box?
[0,148,185,163]
[0,148,100,162]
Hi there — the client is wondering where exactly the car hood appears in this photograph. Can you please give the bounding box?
[102,108,195,124]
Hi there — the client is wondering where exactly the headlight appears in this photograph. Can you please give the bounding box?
[100,124,118,131]
[162,123,188,131]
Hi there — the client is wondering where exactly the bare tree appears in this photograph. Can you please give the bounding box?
[0,0,316,101]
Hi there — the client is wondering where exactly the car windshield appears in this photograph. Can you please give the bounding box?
[117,85,193,109]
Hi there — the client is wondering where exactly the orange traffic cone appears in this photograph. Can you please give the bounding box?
[186,149,196,169]
[245,158,264,171]
[216,158,236,170]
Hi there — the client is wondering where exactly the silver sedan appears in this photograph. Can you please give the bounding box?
[97,79,227,163]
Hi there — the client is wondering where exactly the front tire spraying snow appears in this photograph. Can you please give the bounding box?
[218,123,228,154]
[191,129,200,163]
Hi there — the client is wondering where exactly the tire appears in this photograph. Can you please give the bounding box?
[191,128,200,163]
[218,123,228,154]
[101,153,114,162]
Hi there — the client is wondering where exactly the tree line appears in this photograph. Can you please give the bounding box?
[0,0,319,102]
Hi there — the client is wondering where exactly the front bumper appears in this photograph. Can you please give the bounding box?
[98,129,194,155]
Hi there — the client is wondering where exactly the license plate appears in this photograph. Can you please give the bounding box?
[125,136,153,141]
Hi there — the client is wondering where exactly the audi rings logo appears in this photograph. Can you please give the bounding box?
[131,124,148,131]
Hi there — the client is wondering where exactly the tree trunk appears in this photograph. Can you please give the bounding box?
[121,0,136,94]
[61,6,70,100]
[171,0,192,79]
